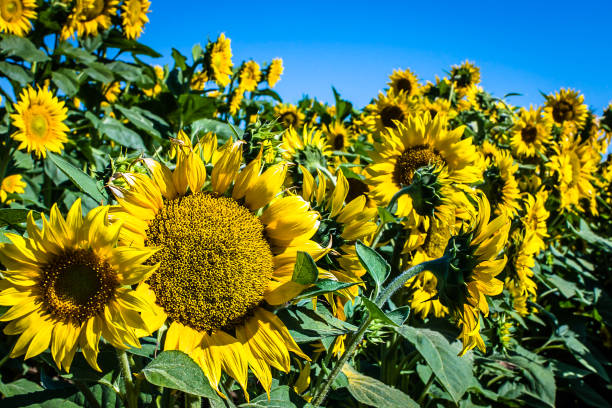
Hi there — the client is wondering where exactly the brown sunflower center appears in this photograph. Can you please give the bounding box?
[393,145,445,186]
[552,100,574,123]
[280,112,298,128]
[39,249,118,323]
[521,126,538,143]
[380,105,405,128]
[145,193,274,333]
[346,177,369,203]
[332,133,345,150]
[84,0,106,19]
[395,78,413,95]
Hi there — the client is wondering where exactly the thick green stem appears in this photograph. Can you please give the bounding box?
[117,349,137,408]
[311,257,447,406]
[417,373,435,404]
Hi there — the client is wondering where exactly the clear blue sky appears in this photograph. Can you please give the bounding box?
[139,0,612,113]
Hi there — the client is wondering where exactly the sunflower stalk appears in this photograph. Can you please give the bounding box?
[311,257,448,407]
[117,349,138,408]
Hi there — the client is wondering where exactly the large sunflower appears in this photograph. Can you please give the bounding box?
[0,200,158,371]
[543,88,588,130]
[62,0,119,40]
[10,86,69,158]
[0,0,36,36]
[208,33,233,88]
[388,68,421,98]
[109,137,321,397]
[121,0,150,40]
[365,113,480,227]
[510,106,552,158]
[274,103,305,129]
[479,149,522,219]
[433,194,509,355]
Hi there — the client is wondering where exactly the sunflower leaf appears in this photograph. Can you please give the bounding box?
[47,153,108,204]
[342,364,419,408]
[0,36,50,62]
[294,280,358,300]
[292,251,319,285]
[141,351,217,399]
[355,240,390,289]
[361,297,398,327]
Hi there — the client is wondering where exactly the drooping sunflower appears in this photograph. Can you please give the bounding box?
[239,60,261,93]
[121,0,150,39]
[267,58,284,88]
[388,68,421,98]
[368,89,413,133]
[228,89,244,115]
[143,65,164,97]
[504,230,539,316]
[522,191,549,252]
[62,0,119,40]
[510,106,552,158]
[0,174,26,203]
[190,70,209,91]
[433,194,509,355]
[0,0,36,36]
[281,125,330,176]
[208,33,233,88]
[10,86,69,159]
[109,137,322,397]
[324,121,354,152]
[548,134,598,213]
[365,113,480,227]
[0,200,158,371]
[543,88,588,130]
[274,103,305,129]
[450,60,481,94]
[479,149,522,219]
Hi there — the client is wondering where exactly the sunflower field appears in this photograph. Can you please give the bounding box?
[1,2,612,408]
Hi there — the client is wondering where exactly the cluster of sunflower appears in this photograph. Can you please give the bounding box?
[2,2,612,407]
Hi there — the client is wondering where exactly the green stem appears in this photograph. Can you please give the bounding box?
[74,380,102,408]
[311,257,447,407]
[416,373,435,405]
[116,349,137,408]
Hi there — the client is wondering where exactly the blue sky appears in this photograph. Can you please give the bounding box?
[139,1,611,112]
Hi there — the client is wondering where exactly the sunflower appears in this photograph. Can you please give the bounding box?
[228,89,244,115]
[267,58,283,88]
[10,86,69,159]
[510,106,552,158]
[450,60,481,93]
[522,191,549,252]
[479,149,522,219]
[388,68,420,98]
[0,0,36,36]
[238,60,261,93]
[433,194,509,355]
[121,0,150,40]
[548,134,598,213]
[0,174,26,203]
[190,70,209,91]
[208,33,233,88]
[417,97,457,121]
[543,88,588,130]
[62,0,119,40]
[504,230,538,316]
[274,103,305,129]
[281,125,330,176]
[368,89,413,133]
[143,65,164,97]
[365,113,480,227]
[102,81,122,104]
[0,200,158,371]
[109,137,321,397]
[324,121,354,152]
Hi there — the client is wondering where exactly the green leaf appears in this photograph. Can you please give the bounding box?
[0,61,33,84]
[396,326,473,403]
[84,62,114,83]
[171,48,187,70]
[141,350,217,398]
[355,240,390,289]
[342,364,419,408]
[98,116,146,151]
[0,208,38,228]
[51,69,79,97]
[0,379,43,397]
[361,298,398,326]
[386,305,411,326]
[294,279,359,300]
[115,104,161,138]
[56,42,96,64]
[192,118,244,140]
[0,36,49,62]
[106,61,143,81]
[239,385,297,407]
[278,304,356,343]
[292,251,319,285]
[570,219,612,252]
[47,153,107,203]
